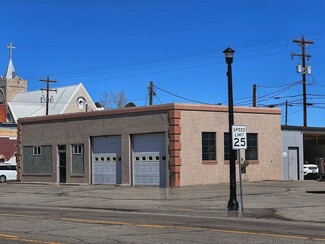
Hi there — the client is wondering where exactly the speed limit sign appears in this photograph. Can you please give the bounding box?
[232,125,247,150]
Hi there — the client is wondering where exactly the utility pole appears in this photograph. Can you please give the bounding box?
[285,100,288,126]
[285,100,293,126]
[252,84,256,107]
[40,75,57,115]
[291,34,313,127]
[148,81,155,105]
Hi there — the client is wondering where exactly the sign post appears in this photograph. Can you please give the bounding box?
[232,125,247,214]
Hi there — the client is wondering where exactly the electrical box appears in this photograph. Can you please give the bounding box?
[307,65,312,75]
[296,64,302,73]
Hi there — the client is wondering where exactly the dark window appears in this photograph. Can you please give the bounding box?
[246,133,258,160]
[58,145,66,151]
[33,146,41,156]
[72,144,83,155]
[202,132,216,160]
[224,133,237,160]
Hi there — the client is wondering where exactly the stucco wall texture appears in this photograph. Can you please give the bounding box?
[180,108,282,186]
[18,110,169,184]
[18,104,282,186]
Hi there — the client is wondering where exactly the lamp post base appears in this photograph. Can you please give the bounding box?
[228,198,239,210]
[227,210,242,218]
[227,198,240,217]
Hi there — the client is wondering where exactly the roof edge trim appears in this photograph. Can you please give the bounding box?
[18,103,281,124]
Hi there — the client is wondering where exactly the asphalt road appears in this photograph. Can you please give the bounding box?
[0,181,324,243]
[0,205,324,244]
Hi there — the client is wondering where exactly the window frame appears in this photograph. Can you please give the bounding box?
[224,133,237,161]
[71,144,84,175]
[245,133,258,160]
[72,144,83,155]
[202,132,217,161]
[33,146,42,156]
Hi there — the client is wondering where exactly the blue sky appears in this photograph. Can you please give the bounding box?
[1,0,325,126]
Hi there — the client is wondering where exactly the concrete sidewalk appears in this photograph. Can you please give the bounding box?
[0,180,324,223]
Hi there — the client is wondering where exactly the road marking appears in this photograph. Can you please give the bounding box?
[0,233,62,244]
[61,217,321,241]
[1,213,325,242]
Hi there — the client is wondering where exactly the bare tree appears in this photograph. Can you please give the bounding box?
[100,91,127,109]
[99,91,114,109]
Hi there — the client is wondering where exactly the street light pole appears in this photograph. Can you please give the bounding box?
[223,47,239,212]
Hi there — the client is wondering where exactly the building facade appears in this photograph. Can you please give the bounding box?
[17,104,282,187]
[282,125,325,180]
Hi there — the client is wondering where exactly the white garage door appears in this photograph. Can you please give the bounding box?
[132,133,166,187]
[92,136,121,185]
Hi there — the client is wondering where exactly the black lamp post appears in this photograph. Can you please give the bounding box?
[223,47,239,211]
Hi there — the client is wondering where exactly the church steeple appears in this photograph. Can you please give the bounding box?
[4,42,16,79]
[0,42,27,103]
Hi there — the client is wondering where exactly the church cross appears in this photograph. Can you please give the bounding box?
[6,42,15,60]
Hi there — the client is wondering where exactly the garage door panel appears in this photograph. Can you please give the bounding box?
[133,134,165,153]
[93,136,121,154]
[92,136,121,185]
[132,133,166,187]
[134,161,159,174]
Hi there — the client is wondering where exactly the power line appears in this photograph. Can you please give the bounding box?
[155,94,163,105]
[154,85,212,105]
[228,80,303,107]
[256,81,301,104]
[274,94,302,99]
[23,33,325,87]
[25,104,46,118]
[257,81,300,89]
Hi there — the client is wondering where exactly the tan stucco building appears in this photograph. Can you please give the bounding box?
[17,103,282,187]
